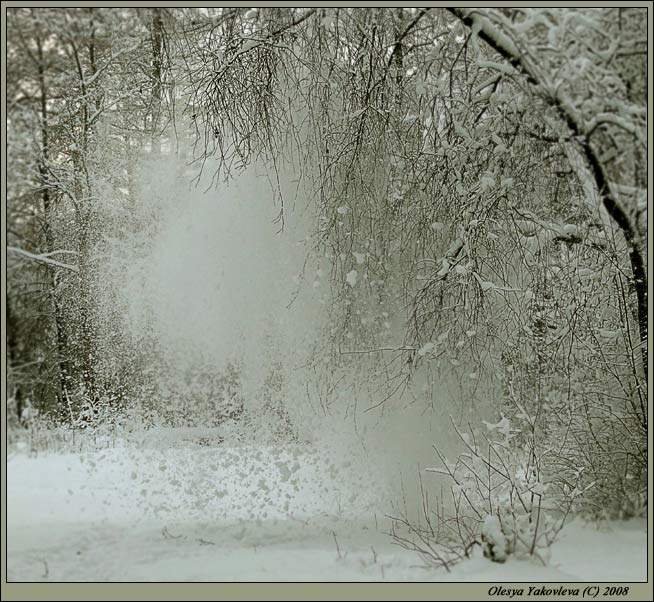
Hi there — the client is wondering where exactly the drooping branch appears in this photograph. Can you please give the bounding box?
[447,7,647,378]
[387,7,432,69]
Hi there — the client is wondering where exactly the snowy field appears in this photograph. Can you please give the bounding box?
[7,434,647,582]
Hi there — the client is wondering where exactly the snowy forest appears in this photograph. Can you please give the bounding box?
[6,6,648,582]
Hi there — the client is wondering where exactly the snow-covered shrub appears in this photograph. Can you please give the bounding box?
[248,361,298,443]
[548,401,647,522]
[8,402,124,455]
[497,229,648,523]
[390,412,581,569]
[147,360,245,428]
[481,515,509,563]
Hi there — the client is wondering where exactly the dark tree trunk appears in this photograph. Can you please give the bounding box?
[36,35,72,409]
[151,8,164,156]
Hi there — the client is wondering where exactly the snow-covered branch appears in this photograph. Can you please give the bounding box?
[448,6,648,377]
[8,246,79,272]
[585,113,646,147]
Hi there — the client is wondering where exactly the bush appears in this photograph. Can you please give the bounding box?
[389,412,585,569]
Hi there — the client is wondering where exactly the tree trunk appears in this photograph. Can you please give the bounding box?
[6,299,25,424]
[151,8,164,156]
[36,35,72,409]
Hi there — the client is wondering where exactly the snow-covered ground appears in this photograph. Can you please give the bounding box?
[7,436,647,582]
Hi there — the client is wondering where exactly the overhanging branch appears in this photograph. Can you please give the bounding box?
[447,7,647,378]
